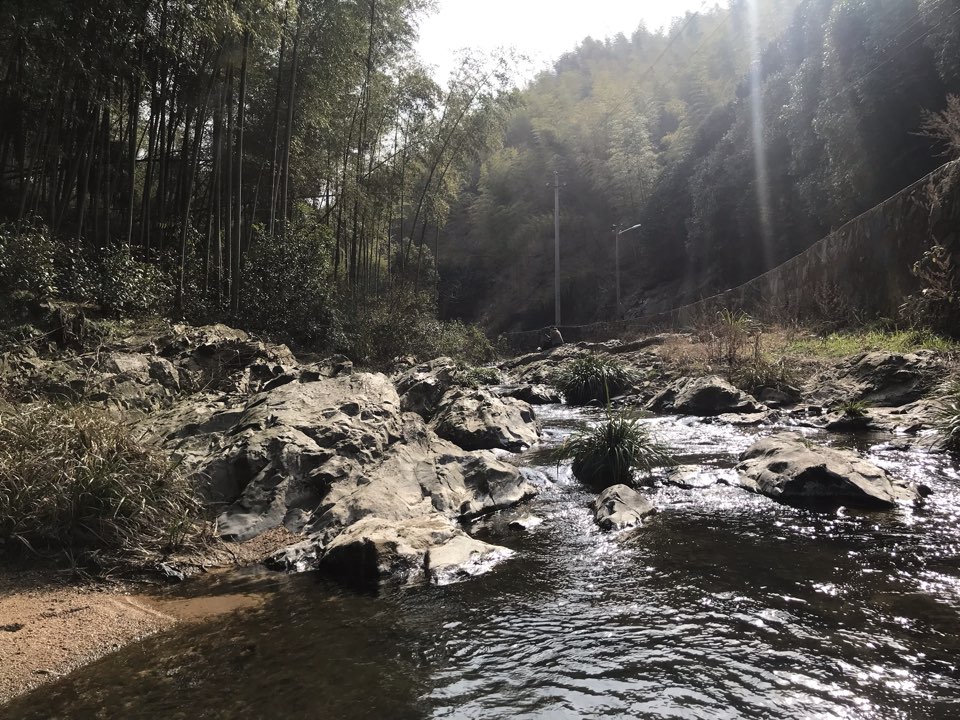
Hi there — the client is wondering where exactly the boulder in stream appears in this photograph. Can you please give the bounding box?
[430,387,540,451]
[648,375,764,416]
[318,515,513,585]
[736,432,923,510]
[147,368,536,582]
[591,484,656,530]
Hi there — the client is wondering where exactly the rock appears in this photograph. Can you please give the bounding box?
[493,383,562,405]
[300,355,353,382]
[844,351,940,407]
[662,465,736,489]
[430,387,540,451]
[736,432,923,509]
[265,538,324,573]
[757,386,800,407]
[144,368,537,581]
[590,484,656,530]
[708,411,777,426]
[319,515,512,585]
[823,411,872,432]
[159,323,298,394]
[508,514,544,531]
[393,356,458,419]
[498,344,589,385]
[426,533,515,585]
[648,375,764,416]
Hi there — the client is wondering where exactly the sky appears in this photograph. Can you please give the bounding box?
[415,0,717,82]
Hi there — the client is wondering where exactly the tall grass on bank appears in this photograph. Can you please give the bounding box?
[553,355,639,405]
[550,411,674,490]
[0,401,199,563]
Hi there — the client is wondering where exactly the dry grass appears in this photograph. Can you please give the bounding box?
[0,400,201,568]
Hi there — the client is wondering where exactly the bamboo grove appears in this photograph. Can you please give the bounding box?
[0,0,516,325]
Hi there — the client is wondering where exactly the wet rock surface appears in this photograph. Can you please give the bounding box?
[590,485,656,530]
[736,432,923,509]
[318,515,513,585]
[648,375,764,416]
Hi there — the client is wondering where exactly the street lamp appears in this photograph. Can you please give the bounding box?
[612,223,642,315]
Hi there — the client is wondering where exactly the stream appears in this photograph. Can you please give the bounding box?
[4,406,960,719]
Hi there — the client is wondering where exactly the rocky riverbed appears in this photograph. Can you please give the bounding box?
[1,318,957,708]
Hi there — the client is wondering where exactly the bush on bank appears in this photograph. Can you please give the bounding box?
[0,400,199,563]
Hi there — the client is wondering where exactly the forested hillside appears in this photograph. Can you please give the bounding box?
[3,0,959,349]
[0,0,514,361]
[439,0,960,331]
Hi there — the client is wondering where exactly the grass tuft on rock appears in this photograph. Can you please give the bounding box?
[836,400,869,418]
[935,380,960,453]
[550,412,673,489]
[553,354,638,405]
[0,400,200,564]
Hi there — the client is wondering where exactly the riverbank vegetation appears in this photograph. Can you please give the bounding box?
[0,399,200,566]
[0,0,512,365]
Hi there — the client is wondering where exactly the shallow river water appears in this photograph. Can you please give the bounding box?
[4,406,960,719]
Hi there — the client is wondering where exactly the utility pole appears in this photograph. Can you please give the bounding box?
[613,223,642,317]
[553,171,561,326]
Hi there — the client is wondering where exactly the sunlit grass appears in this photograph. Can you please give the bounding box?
[782,329,957,358]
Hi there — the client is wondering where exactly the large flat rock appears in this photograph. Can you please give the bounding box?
[736,432,922,510]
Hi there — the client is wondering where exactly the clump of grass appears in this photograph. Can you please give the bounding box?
[0,401,200,564]
[728,355,797,395]
[935,380,960,453]
[550,412,673,489]
[700,309,758,365]
[456,365,501,388]
[553,354,639,404]
[836,400,869,418]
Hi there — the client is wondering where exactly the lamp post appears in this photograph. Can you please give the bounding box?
[613,223,642,315]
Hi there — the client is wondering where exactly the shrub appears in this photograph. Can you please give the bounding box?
[553,354,638,404]
[0,401,199,562]
[337,289,496,368]
[899,241,960,337]
[550,411,673,489]
[935,380,960,452]
[238,220,337,347]
[0,223,58,299]
[96,247,173,316]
